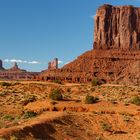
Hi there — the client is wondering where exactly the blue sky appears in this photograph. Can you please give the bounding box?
[0,0,140,72]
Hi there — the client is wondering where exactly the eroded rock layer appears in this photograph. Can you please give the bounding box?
[40,50,140,85]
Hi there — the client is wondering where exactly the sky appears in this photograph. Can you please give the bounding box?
[0,0,140,72]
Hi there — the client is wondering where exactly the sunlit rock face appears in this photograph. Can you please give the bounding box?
[94,4,140,50]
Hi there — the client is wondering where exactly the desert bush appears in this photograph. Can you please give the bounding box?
[0,82,12,86]
[85,95,98,104]
[119,112,132,122]
[90,87,95,92]
[22,95,36,105]
[3,115,14,121]
[67,88,71,92]
[130,96,140,106]
[49,89,63,101]
[100,121,112,131]
[91,78,99,86]
[23,111,37,119]
[123,115,131,122]
[53,80,62,84]
[91,78,106,86]
[0,92,7,97]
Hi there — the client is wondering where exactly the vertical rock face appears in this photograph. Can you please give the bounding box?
[48,58,58,70]
[0,60,4,70]
[94,4,140,50]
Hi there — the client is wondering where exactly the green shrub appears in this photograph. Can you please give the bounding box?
[3,115,14,121]
[23,111,37,119]
[85,95,98,104]
[100,121,112,131]
[91,78,99,86]
[0,82,12,86]
[22,95,36,105]
[49,89,63,101]
[91,78,106,86]
[131,96,140,106]
[53,80,62,84]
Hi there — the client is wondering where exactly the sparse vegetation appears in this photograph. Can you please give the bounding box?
[0,82,12,86]
[3,115,14,121]
[67,88,71,92]
[100,121,112,132]
[130,96,140,106]
[0,81,139,139]
[22,95,37,105]
[0,92,7,97]
[49,89,63,101]
[85,95,98,104]
[91,78,99,86]
[53,80,63,84]
[23,111,37,119]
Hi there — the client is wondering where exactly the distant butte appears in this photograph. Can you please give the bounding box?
[39,4,140,85]
[0,61,38,80]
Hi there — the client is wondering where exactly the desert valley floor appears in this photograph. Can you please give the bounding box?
[0,81,139,140]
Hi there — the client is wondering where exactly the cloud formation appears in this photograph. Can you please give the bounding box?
[4,59,40,64]
[58,60,63,64]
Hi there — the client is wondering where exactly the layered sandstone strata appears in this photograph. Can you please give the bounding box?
[94,4,140,50]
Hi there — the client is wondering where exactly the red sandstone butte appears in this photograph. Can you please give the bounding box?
[94,4,140,50]
[0,62,38,80]
[31,4,140,85]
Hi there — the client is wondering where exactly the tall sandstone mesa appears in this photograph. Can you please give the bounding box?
[94,4,140,50]
[39,4,140,85]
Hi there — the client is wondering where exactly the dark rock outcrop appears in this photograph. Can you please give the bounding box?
[0,60,4,70]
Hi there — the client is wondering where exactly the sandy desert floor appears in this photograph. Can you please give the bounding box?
[0,81,139,140]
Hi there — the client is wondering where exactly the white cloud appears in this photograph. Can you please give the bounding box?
[28,61,40,64]
[4,59,40,64]
[58,60,63,64]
